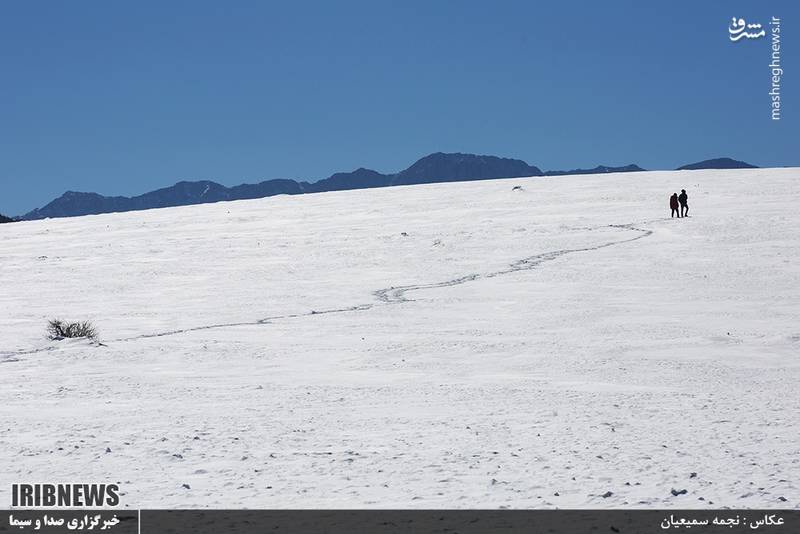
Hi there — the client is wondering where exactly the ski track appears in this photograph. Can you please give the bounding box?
[0,222,653,359]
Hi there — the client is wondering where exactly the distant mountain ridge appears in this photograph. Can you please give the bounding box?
[16,152,544,220]
[16,152,753,221]
[543,164,645,176]
[303,168,389,192]
[391,153,542,186]
[0,213,13,224]
[677,157,757,171]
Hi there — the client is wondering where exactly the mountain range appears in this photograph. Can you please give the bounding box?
[13,153,757,221]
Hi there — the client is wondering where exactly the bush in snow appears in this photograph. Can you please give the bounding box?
[46,319,98,340]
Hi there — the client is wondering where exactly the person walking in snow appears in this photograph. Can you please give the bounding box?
[670,193,680,218]
[678,189,689,217]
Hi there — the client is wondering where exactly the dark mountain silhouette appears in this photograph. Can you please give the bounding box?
[23,191,132,220]
[0,213,14,224]
[228,179,302,200]
[17,152,679,220]
[544,164,645,176]
[129,180,230,208]
[22,179,302,220]
[391,152,542,186]
[301,168,390,193]
[677,157,757,170]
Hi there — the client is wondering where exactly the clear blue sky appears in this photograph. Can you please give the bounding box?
[1,1,797,215]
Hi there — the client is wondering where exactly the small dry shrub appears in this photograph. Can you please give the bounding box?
[46,319,98,340]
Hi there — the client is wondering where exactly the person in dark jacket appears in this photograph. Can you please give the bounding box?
[670,193,680,218]
[678,189,688,217]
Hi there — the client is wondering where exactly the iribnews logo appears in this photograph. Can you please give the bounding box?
[11,484,120,508]
[729,16,782,121]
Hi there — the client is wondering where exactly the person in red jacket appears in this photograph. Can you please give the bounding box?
[670,192,680,218]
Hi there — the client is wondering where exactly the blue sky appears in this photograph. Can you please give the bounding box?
[1,1,797,215]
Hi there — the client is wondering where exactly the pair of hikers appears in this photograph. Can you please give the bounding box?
[670,189,688,218]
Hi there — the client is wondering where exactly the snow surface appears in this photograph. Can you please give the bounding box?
[0,168,798,508]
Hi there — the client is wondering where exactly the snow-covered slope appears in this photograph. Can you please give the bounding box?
[0,168,798,508]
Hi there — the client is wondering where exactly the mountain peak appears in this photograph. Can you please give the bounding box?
[304,167,390,193]
[392,152,542,186]
[677,157,757,170]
